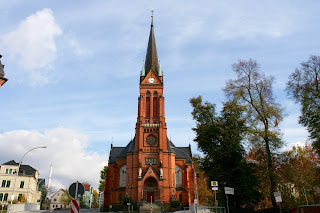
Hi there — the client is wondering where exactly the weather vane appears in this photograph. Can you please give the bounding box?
[151,8,154,19]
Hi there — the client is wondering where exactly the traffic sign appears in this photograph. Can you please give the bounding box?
[70,200,79,213]
[69,181,85,199]
[211,181,218,187]
[224,187,234,195]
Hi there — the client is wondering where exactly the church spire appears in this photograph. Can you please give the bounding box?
[144,10,159,77]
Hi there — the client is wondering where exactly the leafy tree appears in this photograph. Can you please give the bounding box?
[39,186,48,208]
[92,189,98,208]
[60,189,72,205]
[99,166,108,192]
[190,96,260,208]
[286,55,320,154]
[224,59,284,211]
[278,144,320,206]
[193,155,214,205]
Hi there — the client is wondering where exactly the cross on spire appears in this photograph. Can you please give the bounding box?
[151,8,154,19]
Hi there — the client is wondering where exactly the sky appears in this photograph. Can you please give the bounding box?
[0,0,319,192]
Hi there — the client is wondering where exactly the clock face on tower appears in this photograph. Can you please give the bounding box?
[148,77,155,83]
[146,135,156,146]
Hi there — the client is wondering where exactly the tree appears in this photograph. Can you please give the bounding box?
[92,189,99,208]
[286,55,320,154]
[99,166,108,192]
[224,59,284,211]
[60,189,72,205]
[39,186,48,208]
[278,144,320,207]
[190,96,260,208]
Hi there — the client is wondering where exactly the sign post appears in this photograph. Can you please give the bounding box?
[211,181,218,213]
[69,181,85,213]
[224,187,234,213]
[274,192,282,213]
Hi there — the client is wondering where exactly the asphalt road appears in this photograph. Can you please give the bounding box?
[22,208,99,213]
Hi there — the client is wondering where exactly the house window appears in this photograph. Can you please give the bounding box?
[5,169,8,174]
[0,193,3,201]
[119,165,126,187]
[175,165,182,187]
[173,173,175,186]
[54,199,57,201]
[119,194,123,202]
[18,194,22,202]
[6,180,11,187]
[1,180,5,187]
[4,193,8,201]
[20,181,24,188]
[9,169,12,174]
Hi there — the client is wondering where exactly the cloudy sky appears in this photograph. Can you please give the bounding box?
[1,0,319,191]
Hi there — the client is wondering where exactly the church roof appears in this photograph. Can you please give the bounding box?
[143,19,160,77]
[109,138,135,164]
[109,138,192,164]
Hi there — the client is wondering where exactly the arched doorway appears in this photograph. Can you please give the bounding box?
[143,177,159,202]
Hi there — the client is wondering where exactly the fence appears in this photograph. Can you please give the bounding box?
[189,204,226,213]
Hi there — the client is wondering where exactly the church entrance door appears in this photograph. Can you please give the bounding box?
[144,177,158,202]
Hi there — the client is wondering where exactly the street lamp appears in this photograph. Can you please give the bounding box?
[8,146,47,213]
[170,146,198,213]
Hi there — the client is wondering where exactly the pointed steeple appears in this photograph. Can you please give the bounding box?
[144,17,159,76]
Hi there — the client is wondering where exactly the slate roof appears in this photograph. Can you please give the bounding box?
[2,160,37,176]
[109,138,135,164]
[109,138,192,164]
[143,19,160,78]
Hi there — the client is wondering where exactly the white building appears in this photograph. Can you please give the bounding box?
[0,160,41,204]
[47,189,69,210]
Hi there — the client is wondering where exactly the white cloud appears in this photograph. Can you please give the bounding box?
[0,128,107,192]
[2,8,62,70]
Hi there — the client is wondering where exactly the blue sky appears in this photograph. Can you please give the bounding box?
[0,0,319,190]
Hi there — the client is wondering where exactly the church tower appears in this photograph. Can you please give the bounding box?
[104,17,196,210]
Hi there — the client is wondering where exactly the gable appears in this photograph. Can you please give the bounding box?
[141,69,162,85]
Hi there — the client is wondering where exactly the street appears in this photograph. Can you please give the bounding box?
[21,208,99,213]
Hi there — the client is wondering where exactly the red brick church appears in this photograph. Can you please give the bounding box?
[103,18,196,208]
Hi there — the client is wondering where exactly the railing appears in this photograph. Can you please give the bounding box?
[190,204,226,213]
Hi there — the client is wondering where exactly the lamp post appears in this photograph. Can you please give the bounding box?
[170,146,198,213]
[8,146,47,213]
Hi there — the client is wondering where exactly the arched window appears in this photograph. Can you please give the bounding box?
[146,92,151,117]
[175,165,182,187]
[153,92,158,117]
[119,165,126,187]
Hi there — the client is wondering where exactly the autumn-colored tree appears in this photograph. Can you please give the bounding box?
[224,59,284,212]
[278,144,320,207]
[193,156,214,205]
[60,189,72,205]
[92,189,99,208]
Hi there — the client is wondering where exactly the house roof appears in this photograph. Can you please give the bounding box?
[2,160,38,176]
[109,138,135,164]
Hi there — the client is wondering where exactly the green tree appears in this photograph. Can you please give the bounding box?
[39,186,48,208]
[60,189,72,205]
[286,55,320,155]
[99,166,108,192]
[190,96,260,208]
[224,59,284,211]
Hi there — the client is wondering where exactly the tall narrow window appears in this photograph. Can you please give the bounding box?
[9,169,12,174]
[4,193,8,201]
[146,97,150,117]
[5,169,8,174]
[0,193,3,201]
[153,97,157,117]
[6,180,11,187]
[1,180,6,187]
[18,194,22,202]
[175,166,182,187]
[20,181,24,188]
[119,165,126,187]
